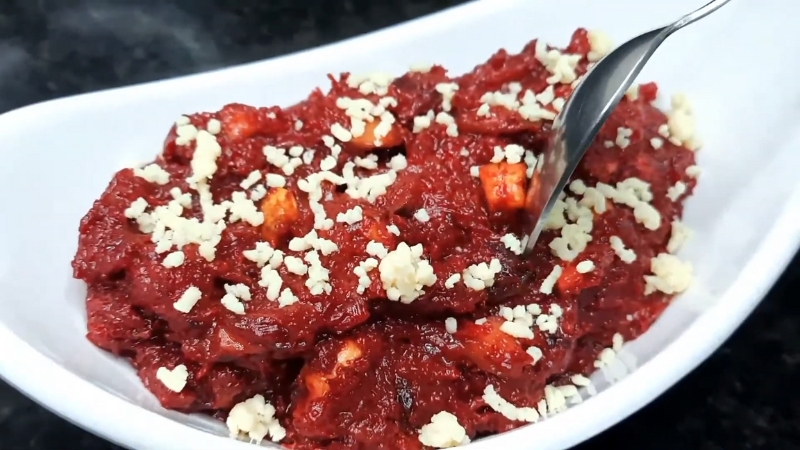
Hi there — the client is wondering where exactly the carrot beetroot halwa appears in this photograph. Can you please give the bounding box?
[72,28,699,449]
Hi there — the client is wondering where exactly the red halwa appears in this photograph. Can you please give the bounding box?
[72,28,697,449]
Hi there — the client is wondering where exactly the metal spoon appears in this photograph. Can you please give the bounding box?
[522,0,731,254]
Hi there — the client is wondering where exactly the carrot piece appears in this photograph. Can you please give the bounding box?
[260,188,299,246]
[479,162,528,212]
[348,118,403,153]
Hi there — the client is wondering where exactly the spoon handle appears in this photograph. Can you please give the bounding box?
[669,0,732,33]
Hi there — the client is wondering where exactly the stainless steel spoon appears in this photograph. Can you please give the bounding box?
[522,0,731,254]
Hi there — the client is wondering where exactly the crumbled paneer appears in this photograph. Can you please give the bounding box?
[498,301,560,338]
[173,286,202,313]
[336,205,364,225]
[615,127,633,148]
[134,163,170,185]
[650,137,664,149]
[686,165,701,178]
[162,250,185,268]
[418,411,470,448]
[155,364,189,392]
[227,394,286,444]
[501,233,523,255]
[535,40,582,85]
[587,30,613,62]
[243,242,282,268]
[667,220,692,254]
[444,273,461,289]
[539,265,563,294]
[414,209,431,223]
[576,260,595,273]
[240,170,262,189]
[609,236,636,263]
[526,346,543,364]
[444,317,457,334]
[221,283,252,315]
[462,259,502,291]
[667,181,687,201]
[667,93,701,150]
[207,118,222,134]
[409,62,433,73]
[626,84,640,101]
[379,243,437,303]
[644,253,693,295]
[482,385,540,422]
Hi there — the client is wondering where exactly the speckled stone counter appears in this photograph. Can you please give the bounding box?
[0,1,797,449]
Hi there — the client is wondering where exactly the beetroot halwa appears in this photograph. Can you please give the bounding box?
[72,28,699,449]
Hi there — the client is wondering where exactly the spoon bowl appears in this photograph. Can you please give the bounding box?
[522,0,732,254]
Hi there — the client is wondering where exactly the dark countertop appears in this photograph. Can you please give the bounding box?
[0,0,798,449]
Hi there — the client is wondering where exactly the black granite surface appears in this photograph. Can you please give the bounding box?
[0,0,798,449]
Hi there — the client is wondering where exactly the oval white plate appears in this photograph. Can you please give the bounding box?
[0,0,799,449]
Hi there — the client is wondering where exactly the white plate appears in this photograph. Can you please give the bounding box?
[0,0,798,449]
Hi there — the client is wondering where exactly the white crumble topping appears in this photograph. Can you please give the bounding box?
[414,209,431,223]
[534,40,582,85]
[156,364,189,393]
[347,72,395,96]
[482,385,540,423]
[413,110,435,133]
[284,255,308,276]
[366,240,389,259]
[250,185,267,201]
[336,205,364,225]
[667,181,688,201]
[686,165,701,178]
[409,62,433,73]
[539,265,563,294]
[444,317,458,334]
[462,259,502,291]
[667,93,701,150]
[173,286,202,313]
[243,242,281,268]
[418,411,470,448]
[526,346,543,364]
[444,273,461,289]
[435,82,459,112]
[576,260,595,273]
[500,233,523,255]
[587,30,613,62]
[221,283,252,315]
[265,173,286,188]
[667,220,692,254]
[644,253,693,295]
[240,170,262,189]
[354,257,379,294]
[615,127,633,148]
[229,191,265,226]
[625,84,640,101]
[133,164,170,185]
[609,236,636,263]
[379,243,437,303]
[650,137,664,149]
[162,250,185,268]
[226,394,286,444]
